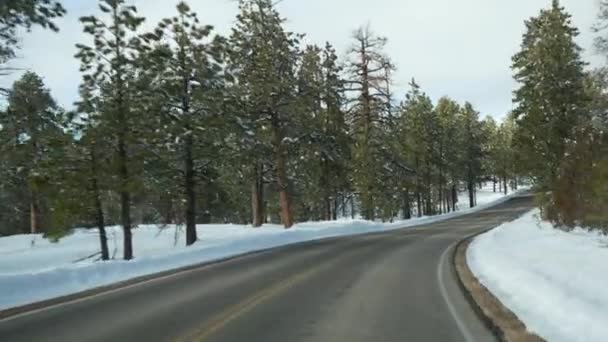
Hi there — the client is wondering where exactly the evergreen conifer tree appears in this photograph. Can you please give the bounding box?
[139,2,226,245]
[228,0,300,228]
[75,0,146,259]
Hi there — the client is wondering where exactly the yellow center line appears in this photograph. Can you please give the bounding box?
[173,264,328,342]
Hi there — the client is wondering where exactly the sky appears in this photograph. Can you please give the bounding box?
[0,0,603,120]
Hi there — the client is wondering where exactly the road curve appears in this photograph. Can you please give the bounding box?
[0,195,534,342]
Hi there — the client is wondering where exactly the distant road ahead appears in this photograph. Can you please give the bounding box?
[0,196,534,342]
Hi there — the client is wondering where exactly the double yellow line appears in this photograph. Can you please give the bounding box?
[173,263,328,342]
[173,235,401,341]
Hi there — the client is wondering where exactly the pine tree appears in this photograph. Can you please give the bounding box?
[228,0,300,228]
[512,0,588,192]
[460,102,484,208]
[587,0,608,230]
[75,0,146,260]
[0,72,64,234]
[69,85,112,260]
[550,71,608,229]
[320,43,352,220]
[294,45,327,220]
[139,2,226,245]
[419,95,438,216]
[398,80,434,217]
[481,116,499,192]
[346,25,394,220]
[435,97,461,212]
[494,117,516,195]
[294,43,350,221]
[0,119,29,235]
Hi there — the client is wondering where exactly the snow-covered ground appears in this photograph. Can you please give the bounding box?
[468,210,608,342]
[0,185,516,311]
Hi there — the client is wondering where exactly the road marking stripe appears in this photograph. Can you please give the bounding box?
[438,242,475,342]
[174,260,336,342]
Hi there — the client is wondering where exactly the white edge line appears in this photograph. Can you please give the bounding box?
[438,241,476,342]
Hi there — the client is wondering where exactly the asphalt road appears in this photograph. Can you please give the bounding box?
[0,195,534,342]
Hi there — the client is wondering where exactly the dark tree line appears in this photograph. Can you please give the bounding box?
[1,0,525,259]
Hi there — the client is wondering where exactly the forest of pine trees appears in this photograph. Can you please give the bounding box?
[3,0,606,260]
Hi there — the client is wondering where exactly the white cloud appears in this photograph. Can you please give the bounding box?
[0,0,602,119]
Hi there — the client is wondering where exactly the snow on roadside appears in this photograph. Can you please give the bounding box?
[467,210,608,342]
[0,185,519,311]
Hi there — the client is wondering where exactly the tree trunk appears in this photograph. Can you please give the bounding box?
[402,190,411,220]
[90,150,109,261]
[184,134,197,246]
[425,160,433,215]
[510,177,517,191]
[468,180,475,209]
[163,196,174,225]
[364,190,375,220]
[332,197,338,221]
[493,176,497,192]
[263,199,268,223]
[275,145,293,228]
[277,182,293,228]
[251,162,264,227]
[92,184,109,260]
[118,135,133,260]
[424,188,432,216]
[416,188,422,217]
[270,110,294,228]
[452,184,458,212]
[503,176,508,195]
[446,190,452,213]
[320,158,332,221]
[415,156,422,217]
[438,163,444,215]
[438,183,443,215]
[29,191,41,234]
[324,197,331,221]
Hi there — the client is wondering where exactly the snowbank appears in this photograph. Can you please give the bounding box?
[0,185,518,311]
[468,210,608,342]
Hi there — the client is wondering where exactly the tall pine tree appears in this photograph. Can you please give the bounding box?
[512,0,588,192]
[75,0,146,260]
[228,0,300,228]
[0,72,64,234]
[139,2,226,245]
[346,26,394,220]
